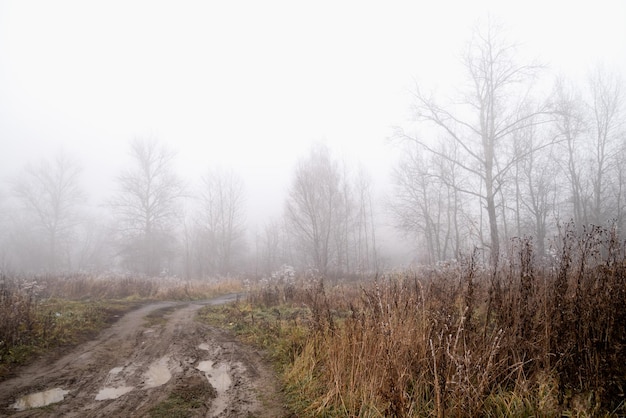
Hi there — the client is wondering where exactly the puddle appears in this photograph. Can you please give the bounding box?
[109,366,124,375]
[198,343,211,351]
[196,360,232,415]
[143,356,172,388]
[11,388,70,410]
[95,386,134,400]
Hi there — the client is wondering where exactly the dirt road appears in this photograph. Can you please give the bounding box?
[0,294,290,417]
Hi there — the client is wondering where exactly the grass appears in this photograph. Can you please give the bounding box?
[199,224,626,417]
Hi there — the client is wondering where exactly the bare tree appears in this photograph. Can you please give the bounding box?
[256,218,293,277]
[12,152,83,272]
[391,143,471,263]
[551,71,624,230]
[552,78,589,228]
[285,144,346,275]
[353,166,379,273]
[512,122,558,257]
[111,138,183,276]
[196,168,246,277]
[396,22,550,266]
[587,68,624,225]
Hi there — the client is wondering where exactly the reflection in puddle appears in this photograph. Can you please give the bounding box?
[95,386,134,400]
[196,360,232,415]
[143,356,172,388]
[12,388,69,410]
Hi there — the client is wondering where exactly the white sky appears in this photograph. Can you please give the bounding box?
[1,0,625,227]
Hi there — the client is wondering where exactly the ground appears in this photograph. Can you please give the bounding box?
[0,295,290,417]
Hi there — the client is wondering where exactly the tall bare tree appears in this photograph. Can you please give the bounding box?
[353,166,379,273]
[512,122,559,257]
[396,22,550,266]
[552,78,588,228]
[12,152,83,272]
[587,68,624,225]
[111,138,183,276]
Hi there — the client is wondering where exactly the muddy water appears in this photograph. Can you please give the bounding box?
[197,359,233,416]
[11,388,70,410]
[143,356,172,388]
[94,386,134,400]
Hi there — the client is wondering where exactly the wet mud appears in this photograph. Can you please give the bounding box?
[0,295,289,417]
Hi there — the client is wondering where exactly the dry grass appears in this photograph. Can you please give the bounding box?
[224,224,626,417]
[32,273,244,301]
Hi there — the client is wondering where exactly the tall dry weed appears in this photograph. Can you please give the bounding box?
[255,223,626,416]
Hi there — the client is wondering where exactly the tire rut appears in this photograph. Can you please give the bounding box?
[0,294,289,417]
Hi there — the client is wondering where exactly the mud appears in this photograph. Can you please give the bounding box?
[0,294,290,417]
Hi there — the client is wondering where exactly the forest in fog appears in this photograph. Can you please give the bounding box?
[0,23,624,278]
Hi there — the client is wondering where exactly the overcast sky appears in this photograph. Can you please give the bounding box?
[1,0,625,226]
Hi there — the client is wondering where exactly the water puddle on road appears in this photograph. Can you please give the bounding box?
[197,360,232,415]
[95,386,134,400]
[108,366,124,375]
[11,388,69,410]
[143,356,172,388]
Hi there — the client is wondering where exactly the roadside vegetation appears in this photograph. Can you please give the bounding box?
[0,273,244,380]
[199,225,626,417]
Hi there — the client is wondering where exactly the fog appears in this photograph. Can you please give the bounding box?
[1,1,625,276]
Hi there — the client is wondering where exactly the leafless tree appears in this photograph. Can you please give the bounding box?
[256,218,293,277]
[551,78,589,228]
[391,143,472,263]
[196,168,246,277]
[353,166,379,273]
[110,138,183,276]
[285,144,346,275]
[396,22,550,266]
[511,122,559,257]
[551,71,624,231]
[587,68,624,225]
[12,152,84,272]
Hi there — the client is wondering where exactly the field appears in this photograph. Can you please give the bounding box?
[201,226,626,417]
[1,225,625,417]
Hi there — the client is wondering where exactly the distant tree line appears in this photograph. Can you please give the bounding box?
[0,22,623,275]
[0,138,379,278]
[392,22,625,266]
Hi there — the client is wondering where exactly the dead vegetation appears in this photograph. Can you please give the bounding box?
[214,224,626,417]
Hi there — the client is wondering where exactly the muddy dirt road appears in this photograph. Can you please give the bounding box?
[0,294,290,417]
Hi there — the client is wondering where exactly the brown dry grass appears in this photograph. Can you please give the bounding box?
[238,224,626,417]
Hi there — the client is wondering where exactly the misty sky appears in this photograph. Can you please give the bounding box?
[1,0,625,227]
